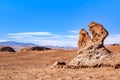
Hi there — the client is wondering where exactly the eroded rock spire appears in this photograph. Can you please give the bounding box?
[88,22,108,45]
[52,22,120,69]
[78,29,92,49]
[69,22,112,66]
[78,22,108,50]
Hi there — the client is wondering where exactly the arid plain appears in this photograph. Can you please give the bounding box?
[0,45,120,80]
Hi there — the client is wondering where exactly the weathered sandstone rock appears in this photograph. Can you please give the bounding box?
[78,29,92,49]
[52,22,120,69]
[68,22,114,67]
[88,22,108,45]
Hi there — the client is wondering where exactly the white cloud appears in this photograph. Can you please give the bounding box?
[8,32,53,36]
[65,35,78,39]
[105,34,120,44]
[7,31,120,47]
[0,39,9,42]
[69,30,79,34]
[7,31,79,47]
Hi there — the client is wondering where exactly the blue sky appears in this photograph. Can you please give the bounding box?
[0,0,120,46]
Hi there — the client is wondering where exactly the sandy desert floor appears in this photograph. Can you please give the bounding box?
[0,46,120,80]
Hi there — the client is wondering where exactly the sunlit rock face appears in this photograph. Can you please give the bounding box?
[88,22,108,45]
[68,22,112,67]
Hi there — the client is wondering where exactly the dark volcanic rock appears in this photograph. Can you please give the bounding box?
[0,46,15,52]
[20,46,51,52]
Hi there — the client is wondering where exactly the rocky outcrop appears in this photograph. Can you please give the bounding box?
[69,43,112,66]
[78,22,108,50]
[78,29,92,49]
[88,22,108,45]
[0,46,16,52]
[69,22,112,66]
[52,61,66,69]
[20,46,51,52]
[52,22,120,69]
[68,22,114,67]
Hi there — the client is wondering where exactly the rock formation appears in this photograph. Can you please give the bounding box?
[52,61,66,69]
[20,46,51,52]
[52,22,120,69]
[0,46,16,52]
[78,29,92,49]
[88,22,108,45]
[68,22,115,67]
[78,22,108,49]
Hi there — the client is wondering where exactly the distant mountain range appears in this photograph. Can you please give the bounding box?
[0,41,77,51]
[0,41,37,46]
[1,41,118,51]
[46,45,77,50]
[0,41,37,51]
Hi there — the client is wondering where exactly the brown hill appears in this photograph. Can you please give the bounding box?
[0,46,15,52]
[106,44,120,54]
[20,46,51,52]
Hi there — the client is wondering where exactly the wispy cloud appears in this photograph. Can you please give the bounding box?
[8,32,53,36]
[105,34,120,44]
[7,31,79,47]
[0,39,9,42]
[7,31,120,47]
[69,30,79,34]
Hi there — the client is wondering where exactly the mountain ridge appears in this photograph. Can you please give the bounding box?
[0,41,37,51]
[0,41,77,51]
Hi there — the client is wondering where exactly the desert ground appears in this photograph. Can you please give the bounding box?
[0,45,120,80]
